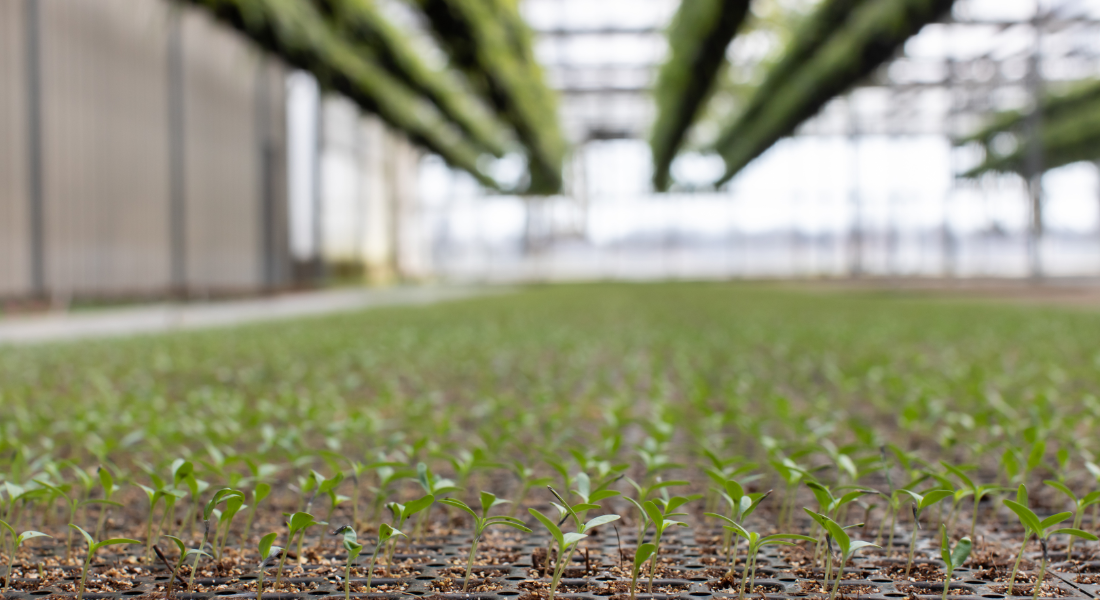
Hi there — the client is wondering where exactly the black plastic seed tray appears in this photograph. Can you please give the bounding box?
[0,530,1091,600]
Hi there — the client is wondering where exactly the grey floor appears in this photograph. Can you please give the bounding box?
[0,285,506,345]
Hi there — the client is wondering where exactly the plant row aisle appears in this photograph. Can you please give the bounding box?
[2,284,1100,600]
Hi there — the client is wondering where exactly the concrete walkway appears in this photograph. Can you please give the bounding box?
[0,285,506,345]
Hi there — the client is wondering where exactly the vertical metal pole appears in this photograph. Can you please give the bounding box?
[313,91,325,283]
[25,0,45,298]
[256,58,277,289]
[847,97,863,278]
[943,52,957,279]
[1024,1,1045,280]
[167,5,187,296]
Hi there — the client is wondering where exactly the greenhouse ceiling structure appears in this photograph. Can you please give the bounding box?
[184,0,1100,195]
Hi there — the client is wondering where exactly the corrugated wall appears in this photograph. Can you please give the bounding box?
[0,0,290,302]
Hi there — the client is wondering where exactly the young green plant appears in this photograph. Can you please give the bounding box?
[273,512,326,590]
[383,494,434,565]
[439,492,532,591]
[705,479,770,576]
[241,482,271,544]
[333,526,362,600]
[69,524,141,600]
[1003,498,1098,599]
[189,488,244,591]
[941,462,1004,538]
[0,520,49,593]
[362,524,405,594]
[899,489,952,577]
[721,522,814,600]
[256,532,282,600]
[160,535,210,594]
[636,497,692,593]
[803,510,878,600]
[529,494,620,600]
[938,525,972,600]
[629,543,657,600]
[1043,480,1100,558]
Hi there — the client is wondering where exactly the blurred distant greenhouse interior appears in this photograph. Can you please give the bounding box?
[3,0,1100,305]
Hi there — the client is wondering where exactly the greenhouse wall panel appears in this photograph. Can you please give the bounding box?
[0,0,32,298]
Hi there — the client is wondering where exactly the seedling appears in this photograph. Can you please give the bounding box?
[384,494,434,565]
[362,524,406,594]
[241,482,272,543]
[273,512,326,590]
[805,482,872,566]
[160,535,210,594]
[213,493,247,558]
[414,463,459,540]
[803,510,878,600]
[137,482,186,562]
[0,520,49,593]
[333,526,363,600]
[189,488,244,591]
[705,480,770,575]
[637,497,692,593]
[721,521,814,600]
[1004,485,1033,596]
[34,479,104,561]
[368,460,415,522]
[899,489,953,577]
[941,461,1004,538]
[315,470,347,521]
[93,467,118,539]
[256,532,282,600]
[439,492,532,591]
[508,462,553,517]
[624,478,687,543]
[629,543,657,600]
[938,525,972,600]
[1003,498,1098,599]
[1043,480,1100,557]
[529,492,620,600]
[69,524,141,600]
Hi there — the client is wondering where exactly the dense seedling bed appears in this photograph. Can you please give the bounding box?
[3,284,1100,600]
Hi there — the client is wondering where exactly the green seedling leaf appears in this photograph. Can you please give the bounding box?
[561,532,587,549]
[254,482,272,504]
[256,530,277,559]
[402,494,435,519]
[1048,528,1099,540]
[633,542,657,572]
[288,511,317,534]
[439,498,479,520]
[70,524,95,548]
[950,537,972,570]
[1003,500,1042,534]
[1038,512,1072,531]
[377,523,405,544]
[95,538,143,549]
[529,508,564,550]
[1044,480,1077,503]
[162,535,187,555]
[17,531,50,546]
[584,514,621,531]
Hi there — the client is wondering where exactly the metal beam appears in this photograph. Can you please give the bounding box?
[24,0,44,298]
[167,5,188,295]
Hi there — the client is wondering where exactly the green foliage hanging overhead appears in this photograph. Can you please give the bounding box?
[313,0,509,158]
[185,0,499,188]
[414,0,566,194]
[712,0,955,186]
[650,0,752,192]
[958,80,1100,177]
